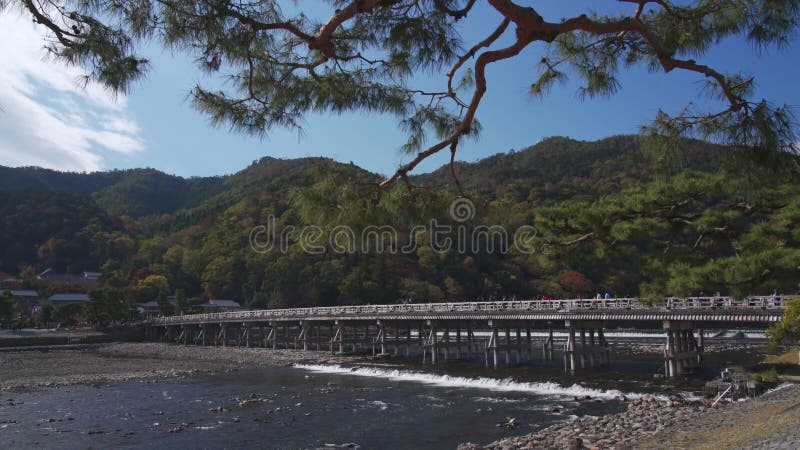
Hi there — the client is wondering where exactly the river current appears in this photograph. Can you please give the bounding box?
[0,342,764,449]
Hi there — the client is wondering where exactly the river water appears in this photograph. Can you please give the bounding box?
[0,341,765,449]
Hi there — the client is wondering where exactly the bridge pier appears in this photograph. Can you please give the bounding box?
[331,322,343,354]
[485,320,536,368]
[374,321,387,356]
[563,320,609,372]
[298,322,310,351]
[543,326,554,361]
[372,320,411,356]
[375,321,423,357]
[195,324,207,346]
[663,321,703,378]
[293,321,328,351]
[422,320,478,364]
[218,324,227,347]
[178,325,187,345]
[241,324,250,347]
[452,322,479,360]
[264,323,276,349]
[314,324,323,350]
[422,321,437,363]
[329,321,373,354]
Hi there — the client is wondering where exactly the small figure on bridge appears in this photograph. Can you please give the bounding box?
[604,292,611,299]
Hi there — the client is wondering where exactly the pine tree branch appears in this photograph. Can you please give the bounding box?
[377,34,534,195]
[22,0,78,48]
[446,18,510,96]
[561,232,596,246]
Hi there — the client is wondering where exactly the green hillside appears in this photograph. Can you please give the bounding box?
[2,135,798,309]
[414,135,724,201]
[0,166,226,217]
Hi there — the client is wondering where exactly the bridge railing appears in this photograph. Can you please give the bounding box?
[149,295,793,325]
[664,295,792,310]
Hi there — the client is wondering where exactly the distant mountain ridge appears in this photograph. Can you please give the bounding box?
[415,135,723,200]
[0,135,723,218]
[0,166,223,217]
[0,156,368,218]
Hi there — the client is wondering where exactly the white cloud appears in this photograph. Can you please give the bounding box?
[0,13,145,172]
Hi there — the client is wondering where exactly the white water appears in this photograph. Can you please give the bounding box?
[294,363,649,400]
[764,383,794,395]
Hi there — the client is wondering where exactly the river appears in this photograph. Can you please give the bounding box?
[0,339,766,449]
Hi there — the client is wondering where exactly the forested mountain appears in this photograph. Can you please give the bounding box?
[414,135,724,201]
[2,135,798,309]
[0,190,114,273]
[0,166,225,217]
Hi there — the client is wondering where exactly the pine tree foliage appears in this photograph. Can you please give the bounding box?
[3,0,799,194]
[533,169,800,298]
[767,297,800,349]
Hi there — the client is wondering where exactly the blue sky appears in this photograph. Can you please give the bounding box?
[1,3,799,177]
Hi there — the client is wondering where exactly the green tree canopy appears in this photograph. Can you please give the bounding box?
[84,288,132,324]
[533,170,800,297]
[767,297,800,350]
[39,303,53,326]
[0,290,20,322]
[52,303,83,325]
[5,0,798,195]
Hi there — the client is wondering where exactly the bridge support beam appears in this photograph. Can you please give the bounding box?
[297,321,327,351]
[543,326,554,361]
[217,324,227,347]
[264,324,276,349]
[485,320,536,368]
[197,324,207,346]
[239,324,251,347]
[373,321,387,356]
[331,322,343,354]
[663,321,702,378]
[563,320,609,372]
[178,325,187,345]
[329,321,373,354]
[422,320,478,364]
[372,321,422,357]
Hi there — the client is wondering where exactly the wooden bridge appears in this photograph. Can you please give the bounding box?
[146,295,791,378]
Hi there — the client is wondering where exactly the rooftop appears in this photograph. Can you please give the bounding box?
[49,293,90,303]
[201,299,242,308]
[7,290,39,298]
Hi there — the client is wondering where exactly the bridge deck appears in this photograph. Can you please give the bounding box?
[148,296,789,327]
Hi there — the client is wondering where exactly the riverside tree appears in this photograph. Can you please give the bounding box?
[0,290,20,322]
[533,170,800,297]
[767,297,800,363]
[3,0,798,196]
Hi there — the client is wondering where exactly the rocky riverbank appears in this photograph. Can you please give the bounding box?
[459,384,800,450]
[0,342,352,391]
[458,394,709,450]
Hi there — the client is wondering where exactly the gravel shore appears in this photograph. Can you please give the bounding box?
[0,342,352,391]
[458,384,800,450]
